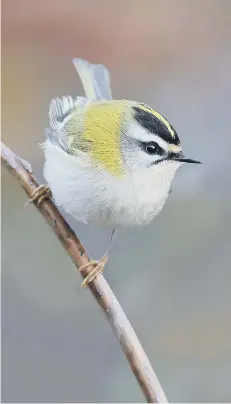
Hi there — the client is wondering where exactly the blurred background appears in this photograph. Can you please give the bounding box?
[2,0,231,402]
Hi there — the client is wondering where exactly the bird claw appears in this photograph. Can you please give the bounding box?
[80,255,108,287]
[26,185,52,206]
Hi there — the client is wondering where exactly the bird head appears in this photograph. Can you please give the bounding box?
[121,103,201,175]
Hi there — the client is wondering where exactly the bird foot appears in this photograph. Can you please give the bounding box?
[80,254,108,287]
[26,185,52,206]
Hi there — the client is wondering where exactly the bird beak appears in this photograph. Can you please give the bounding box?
[169,152,202,164]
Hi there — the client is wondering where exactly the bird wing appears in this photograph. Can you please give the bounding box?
[45,95,88,154]
[45,58,113,155]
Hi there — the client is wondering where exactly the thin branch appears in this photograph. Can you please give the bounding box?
[1,141,168,403]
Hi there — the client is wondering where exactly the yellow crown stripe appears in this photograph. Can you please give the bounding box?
[139,105,175,138]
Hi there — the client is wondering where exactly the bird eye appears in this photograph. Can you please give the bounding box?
[145,143,158,155]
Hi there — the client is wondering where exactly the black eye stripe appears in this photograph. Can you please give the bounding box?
[139,141,165,156]
[145,144,157,155]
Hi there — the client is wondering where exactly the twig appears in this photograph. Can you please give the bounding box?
[1,141,168,403]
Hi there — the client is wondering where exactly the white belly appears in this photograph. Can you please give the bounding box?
[43,142,180,227]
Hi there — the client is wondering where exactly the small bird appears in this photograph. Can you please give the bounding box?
[30,58,201,286]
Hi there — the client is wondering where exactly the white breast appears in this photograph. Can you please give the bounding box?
[43,141,181,227]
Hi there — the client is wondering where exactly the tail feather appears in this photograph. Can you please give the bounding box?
[72,58,113,100]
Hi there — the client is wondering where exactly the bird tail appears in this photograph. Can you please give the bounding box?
[72,58,113,100]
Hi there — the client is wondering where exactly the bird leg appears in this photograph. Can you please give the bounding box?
[80,254,108,288]
[27,185,52,206]
[80,229,115,287]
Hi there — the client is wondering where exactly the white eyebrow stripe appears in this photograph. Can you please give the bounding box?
[128,122,169,152]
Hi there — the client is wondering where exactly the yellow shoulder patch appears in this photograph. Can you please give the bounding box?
[83,101,128,177]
